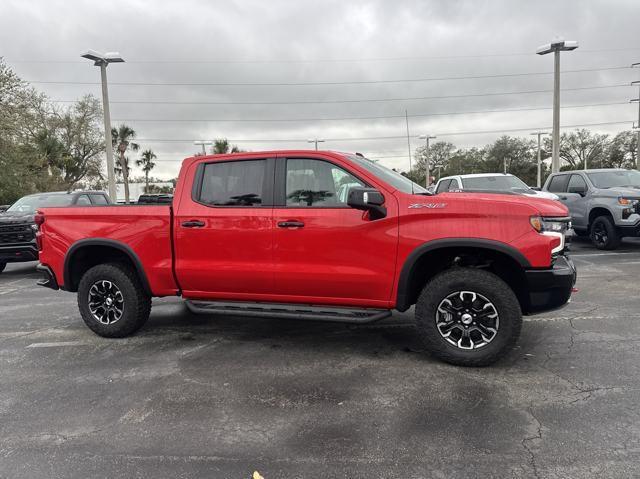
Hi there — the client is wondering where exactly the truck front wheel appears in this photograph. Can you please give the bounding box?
[415,268,522,367]
[77,262,151,337]
[590,215,620,250]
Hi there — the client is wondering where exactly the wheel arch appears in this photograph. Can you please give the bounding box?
[588,206,614,229]
[63,238,152,295]
[395,239,531,313]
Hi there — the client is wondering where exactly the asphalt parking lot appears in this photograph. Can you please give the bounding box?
[2,238,640,478]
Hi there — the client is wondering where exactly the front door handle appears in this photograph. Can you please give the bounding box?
[277,221,305,228]
[181,220,205,228]
[558,195,568,200]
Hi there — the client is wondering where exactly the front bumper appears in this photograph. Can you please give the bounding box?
[524,255,576,314]
[0,244,38,263]
[36,263,59,290]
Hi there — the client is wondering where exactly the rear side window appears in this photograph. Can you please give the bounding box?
[90,194,109,205]
[547,175,569,193]
[436,179,452,193]
[198,160,266,206]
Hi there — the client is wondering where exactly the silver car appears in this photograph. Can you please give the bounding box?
[434,173,559,200]
[543,169,640,250]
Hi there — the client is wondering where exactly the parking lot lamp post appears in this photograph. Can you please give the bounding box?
[536,39,579,174]
[632,63,640,169]
[419,135,436,187]
[307,138,325,150]
[81,50,124,202]
[530,132,550,187]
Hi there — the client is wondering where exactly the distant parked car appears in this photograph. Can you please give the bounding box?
[0,191,111,273]
[543,168,640,250]
[434,174,559,200]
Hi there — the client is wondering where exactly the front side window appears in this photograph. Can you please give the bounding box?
[567,174,587,193]
[75,195,91,206]
[199,160,266,206]
[286,159,364,207]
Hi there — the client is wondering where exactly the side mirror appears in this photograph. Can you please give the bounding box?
[347,187,387,220]
[568,186,587,197]
[530,187,541,191]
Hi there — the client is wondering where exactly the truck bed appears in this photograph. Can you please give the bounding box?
[38,205,178,296]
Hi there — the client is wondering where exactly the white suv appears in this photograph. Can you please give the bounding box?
[434,173,559,200]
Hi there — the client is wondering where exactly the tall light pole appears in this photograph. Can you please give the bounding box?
[632,63,640,170]
[530,132,550,187]
[194,140,212,155]
[536,39,579,174]
[307,138,325,150]
[81,50,124,202]
[419,134,436,187]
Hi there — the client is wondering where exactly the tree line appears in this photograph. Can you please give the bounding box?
[407,129,638,186]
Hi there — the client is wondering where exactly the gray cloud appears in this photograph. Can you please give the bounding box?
[2,0,639,178]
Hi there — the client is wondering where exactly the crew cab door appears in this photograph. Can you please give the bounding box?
[174,156,275,299]
[271,155,398,307]
[565,174,589,228]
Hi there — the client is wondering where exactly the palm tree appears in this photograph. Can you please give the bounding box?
[213,138,241,154]
[136,149,157,193]
[111,124,139,203]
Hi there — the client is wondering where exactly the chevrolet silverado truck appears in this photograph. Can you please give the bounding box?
[35,151,576,366]
[543,168,640,250]
[0,190,111,273]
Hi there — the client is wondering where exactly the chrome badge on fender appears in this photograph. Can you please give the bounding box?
[408,203,447,209]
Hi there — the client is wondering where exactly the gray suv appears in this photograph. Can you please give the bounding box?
[543,169,640,250]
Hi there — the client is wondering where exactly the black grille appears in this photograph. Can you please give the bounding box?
[0,224,34,244]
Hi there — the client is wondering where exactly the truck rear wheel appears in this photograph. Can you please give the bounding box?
[590,215,620,250]
[77,262,151,338]
[415,268,522,367]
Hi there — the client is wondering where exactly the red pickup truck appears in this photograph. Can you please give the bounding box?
[35,151,576,366]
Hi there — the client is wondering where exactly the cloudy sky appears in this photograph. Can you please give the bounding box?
[2,0,639,179]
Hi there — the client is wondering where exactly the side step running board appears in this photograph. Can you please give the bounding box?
[185,300,392,324]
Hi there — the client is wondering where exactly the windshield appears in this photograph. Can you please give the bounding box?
[586,170,640,189]
[346,154,427,194]
[461,175,532,192]
[6,194,74,214]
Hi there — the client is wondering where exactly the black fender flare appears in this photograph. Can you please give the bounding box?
[395,238,531,311]
[63,238,152,295]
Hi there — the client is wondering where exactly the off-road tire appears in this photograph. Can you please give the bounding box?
[77,262,151,337]
[415,268,522,367]
[590,215,620,250]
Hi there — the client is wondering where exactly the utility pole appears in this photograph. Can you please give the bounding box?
[530,132,550,188]
[633,63,640,170]
[419,134,436,187]
[194,140,212,155]
[81,50,124,202]
[307,138,325,150]
[536,39,579,173]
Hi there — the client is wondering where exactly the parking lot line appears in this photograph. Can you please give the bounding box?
[26,341,92,348]
[571,251,640,257]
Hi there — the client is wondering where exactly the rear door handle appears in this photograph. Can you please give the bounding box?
[181,220,205,228]
[277,221,305,228]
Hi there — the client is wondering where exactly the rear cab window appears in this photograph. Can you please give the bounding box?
[547,175,569,193]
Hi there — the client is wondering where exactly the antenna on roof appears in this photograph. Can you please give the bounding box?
[405,110,414,195]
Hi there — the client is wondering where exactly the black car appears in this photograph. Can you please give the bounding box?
[0,191,111,273]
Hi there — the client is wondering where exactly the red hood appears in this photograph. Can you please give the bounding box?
[438,192,569,217]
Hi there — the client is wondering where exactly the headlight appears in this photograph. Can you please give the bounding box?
[618,197,640,206]
[530,216,571,233]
